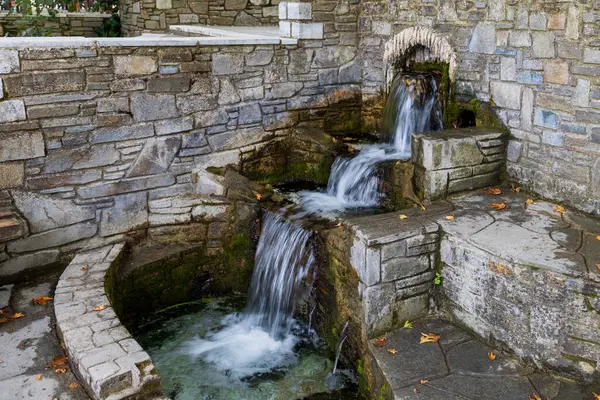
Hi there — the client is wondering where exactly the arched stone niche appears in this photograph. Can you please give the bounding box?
[383,26,457,87]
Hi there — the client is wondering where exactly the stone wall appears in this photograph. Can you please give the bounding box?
[357,0,600,216]
[0,41,361,283]
[120,0,279,36]
[0,12,112,37]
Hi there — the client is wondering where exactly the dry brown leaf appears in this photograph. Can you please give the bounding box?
[80,267,88,272]
[488,352,497,361]
[413,388,420,393]
[67,276,73,280]
[511,184,521,193]
[420,379,429,385]
[10,312,24,319]
[596,236,600,241]
[255,192,262,201]
[387,348,398,355]
[554,205,566,214]
[69,382,79,390]
[490,203,506,210]
[36,375,42,381]
[529,394,542,400]
[399,214,408,220]
[33,296,53,306]
[55,368,67,374]
[419,333,441,344]
[596,264,600,272]
[0,317,8,323]
[593,392,600,400]
[374,336,387,347]
[526,199,535,205]
[488,188,502,195]
[48,356,68,369]
[331,137,337,143]
[445,215,454,221]
[92,305,106,312]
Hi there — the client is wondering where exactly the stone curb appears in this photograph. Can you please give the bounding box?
[54,243,162,400]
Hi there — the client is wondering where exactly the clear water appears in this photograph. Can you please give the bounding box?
[297,74,443,218]
[136,299,354,400]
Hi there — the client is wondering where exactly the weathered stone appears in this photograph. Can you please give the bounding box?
[509,31,531,47]
[500,57,516,81]
[543,61,568,85]
[126,137,181,177]
[565,5,579,40]
[100,192,148,236]
[44,145,120,174]
[266,82,303,99]
[7,220,97,253]
[0,100,26,124]
[90,123,154,144]
[339,62,362,83]
[212,54,244,75]
[224,0,247,10]
[246,50,274,67]
[77,174,176,199]
[131,93,179,122]
[532,32,555,58]
[218,79,241,105]
[114,56,157,76]
[3,71,85,97]
[238,103,262,125]
[193,169,226,196]
[291,22,323,39]
[490,81,521,110]
[195,109,229,127]
[12,191,95,233]
[27,170,102,190]
[234,11,260,26]
[0,131,44,162]
[521,88,534,130]
[0,250,60,279]
[0,50,19,73]
[288,49,314,75]
[27,104,80,119]
[155,117,194,135]
[469,22,496,54]
[156,0,171,8]
[147,76,191,93]
[0,163,24,189]
[312,46,356,69]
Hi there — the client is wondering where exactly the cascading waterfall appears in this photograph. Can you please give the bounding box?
[298,74,443,217]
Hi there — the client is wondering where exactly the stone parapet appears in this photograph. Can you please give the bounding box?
[0,11,112,37]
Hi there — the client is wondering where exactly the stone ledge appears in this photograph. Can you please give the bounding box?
[54,243,162,400]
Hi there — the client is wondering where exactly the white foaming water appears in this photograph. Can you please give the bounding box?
[297,75,443,217]
[186,211,313,379]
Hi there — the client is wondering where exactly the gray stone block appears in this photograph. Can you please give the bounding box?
[7,220,97,253]
[126,136,181,177]
[78,174,175,199]
[100,192,148,236]
[238,103,262,125]
[114,55,157,76]
[131,93,180,122]
[469,22,496,54]
[0,249,60,278]
[490,81,521,110]
[212,54,244,75]
[90,123,154,144]
[0,131,44,162]
[0,50,19,73]
[0,100,26,124]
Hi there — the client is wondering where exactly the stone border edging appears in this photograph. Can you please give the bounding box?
[54,243,162,400]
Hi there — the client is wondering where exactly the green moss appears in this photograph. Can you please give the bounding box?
[561,353,598,368]
[357,359,372,399]
[205,166,225,176]
[379,383,389,400]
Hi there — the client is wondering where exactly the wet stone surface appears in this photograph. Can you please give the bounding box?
[0,273,89,400]
[371,318,600,400]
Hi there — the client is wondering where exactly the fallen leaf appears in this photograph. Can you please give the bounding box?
[445,215,454,221]
[488,188,502,195]
[413,388,420,393]
[80,267,87,272]
[490,203,506,210]
[596,264,600,272]
[33,296,53,306]
[255,192,262,201]
[399,214,408,220]
[596,236,600,241]
[403,320,413,329]
[374,336,387,347]
[420,204,426,211]
[48,356,68,369]
[529,394,542,400]
[10,313,24,319]
[331,137,337,143]
[526,199,535,205]
[0,317,7,323]
[593,392,600,400]
[511,184,521,193]
[36,375,42,381]
[69,382,79,390]
[55,368,67,374]
[67,276,73,280]
[420,379,429,384]
[488,352,497,361]
[92,305,106,312]
[419,333,441,344]
[554,205,566,214]
[387,348,398,355]
[336,222,342,227]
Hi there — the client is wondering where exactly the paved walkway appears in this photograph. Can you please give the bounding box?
[371,318,600,400]
[0,273,89,400]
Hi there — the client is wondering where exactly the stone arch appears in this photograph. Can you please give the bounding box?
[383,26,457,86]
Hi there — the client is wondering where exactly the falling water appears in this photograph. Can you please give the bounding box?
[186,211,315,378]
[325,321,350,390]
[332,321,350,375]
[298,74,443,217]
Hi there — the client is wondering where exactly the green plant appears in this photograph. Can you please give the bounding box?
[94,13,121,37]
[434,272,442,285]
[10,0,58,36]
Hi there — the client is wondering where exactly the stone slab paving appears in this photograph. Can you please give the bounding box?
[371,318,600,400]
[0,273,89,400]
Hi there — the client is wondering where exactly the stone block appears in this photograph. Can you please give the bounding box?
[0,249,60,279]
[0,100,26,124]
[382,255,430,283]
[500,57,516,81]
[287,2,311,19]
[566,5,579,40]
[131,93,179,122]
[147,76,191,93]
[90,123,154,144]
[43,144,120,173]
[155,117,194,135]
[584,48,600,65]
[291,22,324,39]
[217,79,241,105]
[126,136,181,177]
[100,192,148,236]
[78,174,176,199]
[0,162,24,189]
[212,54,244,76]
[179,14,199,24]
[4,71,84,97]
[509,31,531,47]
[7,220,97,253]
[196,109,229,128]
[469,22,496,54]
[532,33,555,58]
[225,0,247,10]
[363,282,394,336]
[0,131,44,162]
[191,204,229,221]
[0,50,19,73]
[490,81,521,110]
[534,109,558,129]
[572,79,590,108]
[521,88,534,130]
[543,61,569,85]
[279,21,291,37]
[156,0,171,8]
[246,50,274,67]
[529,13,547,30]
[350,238,380,286]
[238,103,262,125]
[114,56,157,76]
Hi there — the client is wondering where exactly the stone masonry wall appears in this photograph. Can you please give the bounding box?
[0,12,112,37]
[0,41,361,283]
[357,0,600,216]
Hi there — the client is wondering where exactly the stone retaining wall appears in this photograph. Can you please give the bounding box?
[0,42,361,283]
[0,12,112,37]
[357,0,600,216]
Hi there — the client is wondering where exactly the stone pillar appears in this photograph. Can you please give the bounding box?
[278,1,323,39]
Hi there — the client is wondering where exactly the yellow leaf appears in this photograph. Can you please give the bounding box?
[489,203,506,210]
[596,264,600,272]
[395,161,402,166]
[387,348,398,355]
[55,368,67,374]
[420,379,429,384]
[419,332,441,344]
[529,394,542,400]
[488,352,497,361]
[487,188,502,195]
[403,320,413,329]
[596,236,600,241]
[554,205,566,214]
[399,214,408,220]
[80,267,87,272]
[336,222,342,227]
[33,296,53,306]
[0,317,7,323]
[374,336,387,348]
[36,375,42,381]
[445,215,454,221]
[69,382,79,390]
[92,305,106,312]
[255,192,262,201]
[48,356,68,369]
[10,312,24,319]
[593,392,600,400]
[511,184,521,193]
[526,199,535,205]
[413,388,420,393]
[331,137,337,143]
